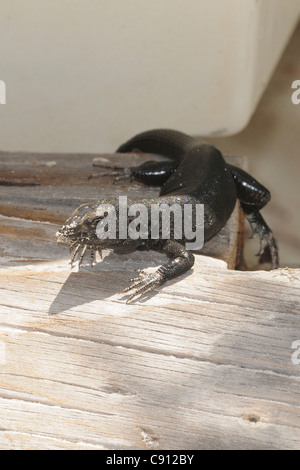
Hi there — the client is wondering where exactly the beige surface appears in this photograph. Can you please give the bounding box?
[0,0,299,150]
[207,22,300,269]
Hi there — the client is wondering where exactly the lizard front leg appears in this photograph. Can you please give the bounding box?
[120,240,195,302]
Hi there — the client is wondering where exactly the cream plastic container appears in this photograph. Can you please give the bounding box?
[0,0,299,151]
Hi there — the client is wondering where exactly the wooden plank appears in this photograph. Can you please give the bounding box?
[0,151,246,268]
[0,258,300,449]
[1,150,299,450]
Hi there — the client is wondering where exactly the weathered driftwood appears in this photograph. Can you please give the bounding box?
[0,150,245,267]
[0,151,299,450]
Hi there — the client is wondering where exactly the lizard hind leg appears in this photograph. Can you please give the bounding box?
[227,163,279,269]
[247,211,279,269]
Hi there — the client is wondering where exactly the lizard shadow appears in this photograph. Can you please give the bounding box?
[48,249,191,315]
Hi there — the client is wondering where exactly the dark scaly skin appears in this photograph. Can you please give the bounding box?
[56,129,279,302]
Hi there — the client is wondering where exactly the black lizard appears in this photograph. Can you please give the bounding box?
[56,129,279,301]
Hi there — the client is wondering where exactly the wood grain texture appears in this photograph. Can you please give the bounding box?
[0,152,299,450]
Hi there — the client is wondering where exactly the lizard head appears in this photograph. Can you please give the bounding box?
[56,198,123,247]
[56,199,123,266]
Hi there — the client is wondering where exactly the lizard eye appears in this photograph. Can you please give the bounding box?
[90,216,103,228]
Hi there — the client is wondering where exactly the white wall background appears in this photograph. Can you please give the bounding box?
[0,0,299,153]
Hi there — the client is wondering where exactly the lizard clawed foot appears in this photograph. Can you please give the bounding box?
[255,230,279,269]
[70,243,102,268]
[120,241,195,302]
[120,269,165,303]
[247,211,279,269]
